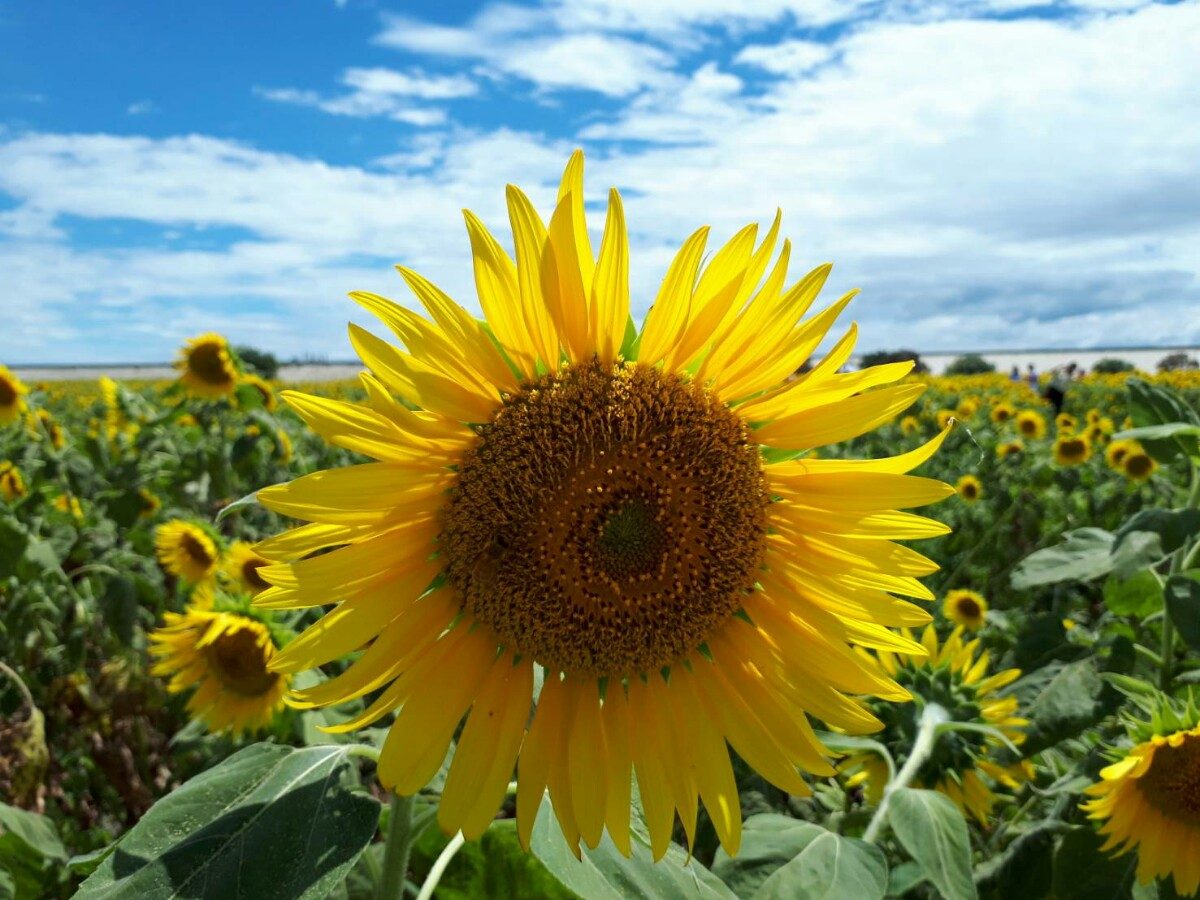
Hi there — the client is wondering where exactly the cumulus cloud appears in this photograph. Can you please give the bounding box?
[256,66,475,125]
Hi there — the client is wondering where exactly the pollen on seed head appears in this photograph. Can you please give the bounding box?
[440,359,768,676]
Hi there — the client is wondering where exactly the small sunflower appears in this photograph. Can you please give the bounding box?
[176,333,240,399]
[240,373,278,411]
[53,494,84,521]
[845,626,1029,824]
[0,461,26,501]
[1056,412,1077,432]
[0,365,28,425]
[1106,439,1137,470]
[943,589,987,630]
[936,409,957,430]
[223,541,272,595]
[1122,450,1158,483]
[1085,408,1101,425]
[957,398,979,419]
[1083,705,1200,897]
[156,520,221,584]
[1053,434,1091,466]
[33,410,66,450]
[254,151,953,857]
[996,440,1023,459]
[956,474,983,502]
[150,605,288,736]
[990,402,1015,425]
[1085,424,1107,446]
[1016,410,1046,439]
[138,487,162,519]
[900,415,919,436]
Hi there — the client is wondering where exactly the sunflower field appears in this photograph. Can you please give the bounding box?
[4,161,1200,900]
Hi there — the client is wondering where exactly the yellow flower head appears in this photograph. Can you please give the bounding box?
[1085,408,1101,425]
[240,373,277,411]
[1122,450,1158,483]
[176,333,239,399]
[996,440,1023,459]
[0,365,28,425]
[943,589,988,629]
[956,474,983,503]
[1084,724,1200,897]
[956,397,980,419]
[222,541,272,595]
[53,493,84,521]
[990,401,1015,425]
[0,461,26,501]
[936,409,956,430]
[1016,410,1046,439]
[253,151,953,858]
[900,415,919,436]
[850,626,1029,824]
[155,520,221,584]
[1053,434,1091,466]
[1056,412,1077,432]
[150,606,288,736]
[274,427,293,463]
[1106,438,1137,470]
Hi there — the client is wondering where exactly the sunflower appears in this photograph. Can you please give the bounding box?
[0,365,28,425]
[844,626,1029,824]
[900,415,919,436]
[176,333,239,398]
[240,373,278,411]
[254,151,952,857]
[1056,412,1077,432]
[956,474,983,503]
[1083,711,1200,897]
[989,401,1015,425]
[138,487,162,518]
[1122,450,1158,483]
[1053,434,1091,466]
[0,461,26,501]
[996,440,1023,459]
[1085,408,1101,425]
[150,605,288,736]
[1106,439,1137,470]
[155,520,221,584]
[936,409,956,430]
[53,494,84,521]
[32,409,66,450]
[956,398,979,419]
[1016,410,1046,439]
[943,589,987,629]
[223,541,272,595]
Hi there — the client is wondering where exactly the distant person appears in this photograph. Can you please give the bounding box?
[1009,365,1020,382]
[1044,365,1073,415]
[1025,364,1038,391]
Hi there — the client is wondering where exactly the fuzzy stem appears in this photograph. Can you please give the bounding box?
[863,703,949,844]
[378,793,415,900]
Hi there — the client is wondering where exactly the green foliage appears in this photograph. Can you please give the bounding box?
[887,788,977,900]
[858,348,928,373]
[234,345,280,379]
[1093,358,1135,374]
[1157,351,1199,373]
[945,353,996,376]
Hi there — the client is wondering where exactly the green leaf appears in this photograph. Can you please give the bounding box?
[1114,509,1200,557]
[1006,658,1105,756]
[1113,423,1200,443]
[1166,575,1200,652]
[0,804,66,862]
[76,743,379,900]
[0,519,30,579]
[887,788,977,900]
[1125,377,1200,463]
[0,804,66,900]
[753,831,886,900]
[886,860,926,897]
[234,382,265,411]
[1052,826,1139,900]
[710,814,824,898]
[100,576,139,645]
[1011,528,1114,589]
[529,798,735,900]
[215,489,263,523]
[1103,569,1164,618]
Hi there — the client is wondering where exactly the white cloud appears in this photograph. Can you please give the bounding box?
[735,39,834,74]
[126,100,156,116]
[256,66,474,125]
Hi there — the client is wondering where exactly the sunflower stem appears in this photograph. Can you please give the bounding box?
[415,832,465,900]
[378,793,415,900]
[863,703,949,844]
[1162,468,1200,690]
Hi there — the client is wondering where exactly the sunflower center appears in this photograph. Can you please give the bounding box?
[441,359,768,676]
[188,343,233,386]
[180,532,215,570]
[1138,733,1200,824]
[243,559,270,591]
[203,627,279,697]
[0,378,16,406]
[956,597,982,620]
[1125,453,1153,478]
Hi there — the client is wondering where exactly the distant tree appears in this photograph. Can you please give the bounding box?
[234,345,280,380]
[1092,357,1135,374]
[859,349,928,374]
[1158,351,1199,372]
[944,353,995,376]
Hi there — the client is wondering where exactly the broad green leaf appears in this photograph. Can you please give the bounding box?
[1125,377,1200,463]
[1011,528,1114,589]
[887,788,977,900]
[76,743,379,900]
[711,814,824,898]
[0,804,66,900]
[753,831,887,900]
[1052,827,1139,900]
[0,518,28,579]
[1113,509,1200,557]
[1005,658,1104,756]
[1166,575,1200,652]
[886,860,926,897]
[1103,569,1164,618]
[0,804,66,862]
[1113,422,1200,443]
[529,798,735,900]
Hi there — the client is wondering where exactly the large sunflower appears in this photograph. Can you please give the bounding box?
[176,333,239,398]
[1084,719,1200,896]
[255,152,952,857]
[846,626,1029,824]
[0,365,28,425]
[150,605,288,736]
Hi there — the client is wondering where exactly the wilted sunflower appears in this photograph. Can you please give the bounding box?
[223,541,272,595]
[1122,449,1158,483]
[1083,702,1200,897]
[254,151,953,858]
[156,520,221,584]
[844,626,1029,824]
[176,333,239,398]
[943,589,988,630]
[1056,412,1077,432]
[0,365,28,425]
[989,401,1015,425]
[150,605,288,736]
[996,440,1023,459]
[956,474,983,503]
[1015,410,1046,439]
[1053,434,1091,466]
[0,461,26,501]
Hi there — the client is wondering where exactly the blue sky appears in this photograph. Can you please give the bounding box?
[1,0,1198,363]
